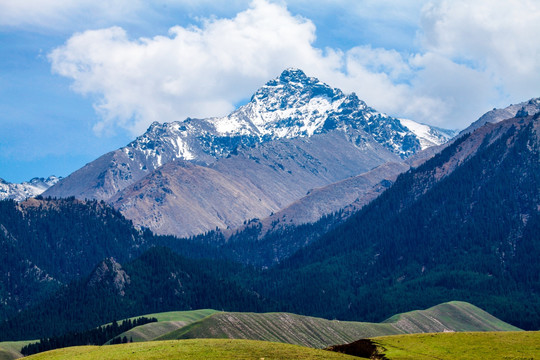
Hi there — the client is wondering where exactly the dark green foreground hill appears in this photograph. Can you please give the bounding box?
[0,248,270,341]
[0,197,153,319]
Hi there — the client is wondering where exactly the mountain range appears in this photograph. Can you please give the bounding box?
[43,69,454,237]
[1,68,539,353]
[2,106,539,338]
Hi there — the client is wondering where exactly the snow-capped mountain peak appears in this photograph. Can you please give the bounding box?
[124,69,453,169]
[45,69,456,202]
[209,68,346,138]
[0,176,62,201]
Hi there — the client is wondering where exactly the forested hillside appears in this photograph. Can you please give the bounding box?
[0,197,155,319]
[0,247,272,341]
[259,114,540,329]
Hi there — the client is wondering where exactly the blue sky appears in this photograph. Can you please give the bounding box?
[1,0,539,182]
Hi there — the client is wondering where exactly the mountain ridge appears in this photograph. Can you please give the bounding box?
[43,69,453,237]
[0,176,61,202]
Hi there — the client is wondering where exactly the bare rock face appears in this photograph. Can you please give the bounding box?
[253,161,410,233]
[44,69,454,237]
[112,130,399,237]
[87,258,130,297]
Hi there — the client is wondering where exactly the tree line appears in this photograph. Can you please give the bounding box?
[21,316,157,356]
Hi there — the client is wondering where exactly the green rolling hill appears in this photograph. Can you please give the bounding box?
[24,339,361,360]
[107,309,218,343]
[155,301,519,348]
[3,301,521,359]
[381,301,519,333]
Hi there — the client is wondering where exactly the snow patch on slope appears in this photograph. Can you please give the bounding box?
[399,118,455,149]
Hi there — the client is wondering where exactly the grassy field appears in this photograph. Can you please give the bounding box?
[156,301,520,348]
[109,309,218,343]
[372,331,540,360]
[24,339,363,360]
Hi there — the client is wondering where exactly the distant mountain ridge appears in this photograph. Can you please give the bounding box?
[44,69,453,237]
[462,97,540,134]
[0,176,60,202]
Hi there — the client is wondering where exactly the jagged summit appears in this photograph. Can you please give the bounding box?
[44,68,453,207]
[258,68,344,104]
[278,67,310,82]
[255,69,341,102]
[124,69,453,167]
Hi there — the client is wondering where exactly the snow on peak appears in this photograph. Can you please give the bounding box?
[217,69,349,138]
[126,69,454,167]
[0,176,62,201]
[277,68,310,84]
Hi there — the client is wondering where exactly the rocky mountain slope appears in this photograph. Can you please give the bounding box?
[251,161,410,232]
[44,69,452,236]
[111,130,398,236]
[0,176,60,202]
[462,97,540,134]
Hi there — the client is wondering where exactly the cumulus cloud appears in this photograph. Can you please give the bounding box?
[420,0,540,102]
[49,0,342,135]
[48,0,540,134]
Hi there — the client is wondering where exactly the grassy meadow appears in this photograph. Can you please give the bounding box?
[24,339,362,360]
[372,331,540,360]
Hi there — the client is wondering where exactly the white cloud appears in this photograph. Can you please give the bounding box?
[49,0,342,135]
[419,0,540,109]
[48,0,540,134]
